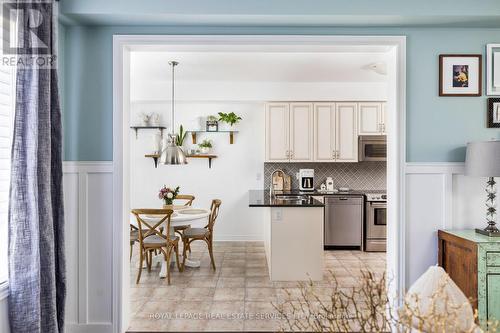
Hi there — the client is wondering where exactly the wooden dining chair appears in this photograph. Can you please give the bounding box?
[131,208,182,284]
[173,194,195,252]
[130,224,164,261]
[181,199,221,271]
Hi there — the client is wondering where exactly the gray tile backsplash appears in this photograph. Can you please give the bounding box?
[264,162,386,191]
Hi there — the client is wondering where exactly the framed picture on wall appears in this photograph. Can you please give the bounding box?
[439,54,482,97]
[486,44,500,96]
[488,98,500,128]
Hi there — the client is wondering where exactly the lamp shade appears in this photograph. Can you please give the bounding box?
[465,141,500,177]
[160,139,187,165]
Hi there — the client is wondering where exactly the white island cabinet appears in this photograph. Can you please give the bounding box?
[262,206,324,281]
[250,190,324,281]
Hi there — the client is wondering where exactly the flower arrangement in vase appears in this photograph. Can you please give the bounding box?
[159,185,180,208]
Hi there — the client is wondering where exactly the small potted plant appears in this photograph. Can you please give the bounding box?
[206,115,218,132]
[198,139,212,154]
[158,185,180,208]
[218,112,242,131]
[175,124,187,147]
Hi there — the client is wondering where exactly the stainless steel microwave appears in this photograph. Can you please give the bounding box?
[359,135,387,161]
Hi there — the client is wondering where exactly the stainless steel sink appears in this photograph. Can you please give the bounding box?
[274,195,309,204]
[275,195,307,200]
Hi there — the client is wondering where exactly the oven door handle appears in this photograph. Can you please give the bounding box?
[369,202,387,208]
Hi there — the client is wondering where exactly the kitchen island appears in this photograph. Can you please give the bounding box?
[249,190,324,281]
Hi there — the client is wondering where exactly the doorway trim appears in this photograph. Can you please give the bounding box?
[112,34,406,333]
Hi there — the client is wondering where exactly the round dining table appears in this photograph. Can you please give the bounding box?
[131,205,211,278]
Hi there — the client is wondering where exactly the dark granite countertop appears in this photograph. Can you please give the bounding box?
[248,190,325,207]
[266,189,374,196]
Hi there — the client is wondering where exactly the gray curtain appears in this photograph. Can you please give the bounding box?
[8,1,66,332]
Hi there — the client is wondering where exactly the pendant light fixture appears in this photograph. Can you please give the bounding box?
[160,61,188,165]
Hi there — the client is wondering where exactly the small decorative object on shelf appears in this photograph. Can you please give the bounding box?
[198,139,213,154]
[150,113,161,126]
[139,112,152,126]
[465,140,500,236]
[206,115,219,132]
[152,130,162,154]
[159,185,180,207]
[218,112,242,131]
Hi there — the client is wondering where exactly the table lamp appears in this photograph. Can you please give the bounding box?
[465,141,500,236]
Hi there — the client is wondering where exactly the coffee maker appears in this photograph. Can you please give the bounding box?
[298,169,314,192]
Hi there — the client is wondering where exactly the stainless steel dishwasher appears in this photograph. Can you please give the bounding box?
[324,195,364,248]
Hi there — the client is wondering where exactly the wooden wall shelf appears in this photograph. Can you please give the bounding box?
[145,153,217,168]
[188,130,238,144]
[130,126,166,139]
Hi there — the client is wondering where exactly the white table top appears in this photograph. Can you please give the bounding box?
[130,206,211,227]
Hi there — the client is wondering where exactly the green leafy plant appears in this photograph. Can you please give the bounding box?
[206,115,218,122]
[218,112,242,126]
[198,139,212,148]
[175,125,187,146]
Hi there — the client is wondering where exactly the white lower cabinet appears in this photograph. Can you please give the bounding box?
[313,102,358,162]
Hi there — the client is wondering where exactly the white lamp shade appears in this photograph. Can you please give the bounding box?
[465,141,500,177]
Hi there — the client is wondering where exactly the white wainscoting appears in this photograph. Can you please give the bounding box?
[404,162,489,286]
[63,162,114,333]
[60,161,489,333]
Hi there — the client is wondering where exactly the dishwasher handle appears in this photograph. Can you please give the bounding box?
[326,196,363,204]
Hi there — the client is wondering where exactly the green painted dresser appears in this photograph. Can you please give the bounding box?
[438,230,500,327]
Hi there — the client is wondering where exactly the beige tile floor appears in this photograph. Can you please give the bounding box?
[128,241,386,332]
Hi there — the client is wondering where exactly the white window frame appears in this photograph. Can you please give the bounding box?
[0,13,17,298]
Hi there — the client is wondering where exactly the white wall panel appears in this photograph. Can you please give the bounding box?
[405,173,446,285]
[63,172,79,324]
[63,162,113,333]
[87,173,113,323]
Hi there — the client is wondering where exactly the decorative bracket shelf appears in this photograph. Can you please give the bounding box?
[145,153,217,168]
[188,130,238,144]
[130,126,166,139]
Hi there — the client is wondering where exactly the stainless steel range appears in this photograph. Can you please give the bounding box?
[364,191,387,252]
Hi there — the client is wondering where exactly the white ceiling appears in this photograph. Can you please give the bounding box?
[130,51,390,83]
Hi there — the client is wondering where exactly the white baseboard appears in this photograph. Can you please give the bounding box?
[214,235,263,242]
[66,323,113,333]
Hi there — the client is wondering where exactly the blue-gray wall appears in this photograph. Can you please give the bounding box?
[61,25,500,162]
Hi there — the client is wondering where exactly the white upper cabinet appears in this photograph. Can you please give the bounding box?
[267,101,384,163]
[313,102,358,162]
[289,103,313,161]
[335,103,358,162]
[358,102,386,135]
[266,103,290,161]
[266,103,313,162]
[381,103,387,135]
[314,103,336,161]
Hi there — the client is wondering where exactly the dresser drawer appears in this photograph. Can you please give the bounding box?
[486,252,500,266]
